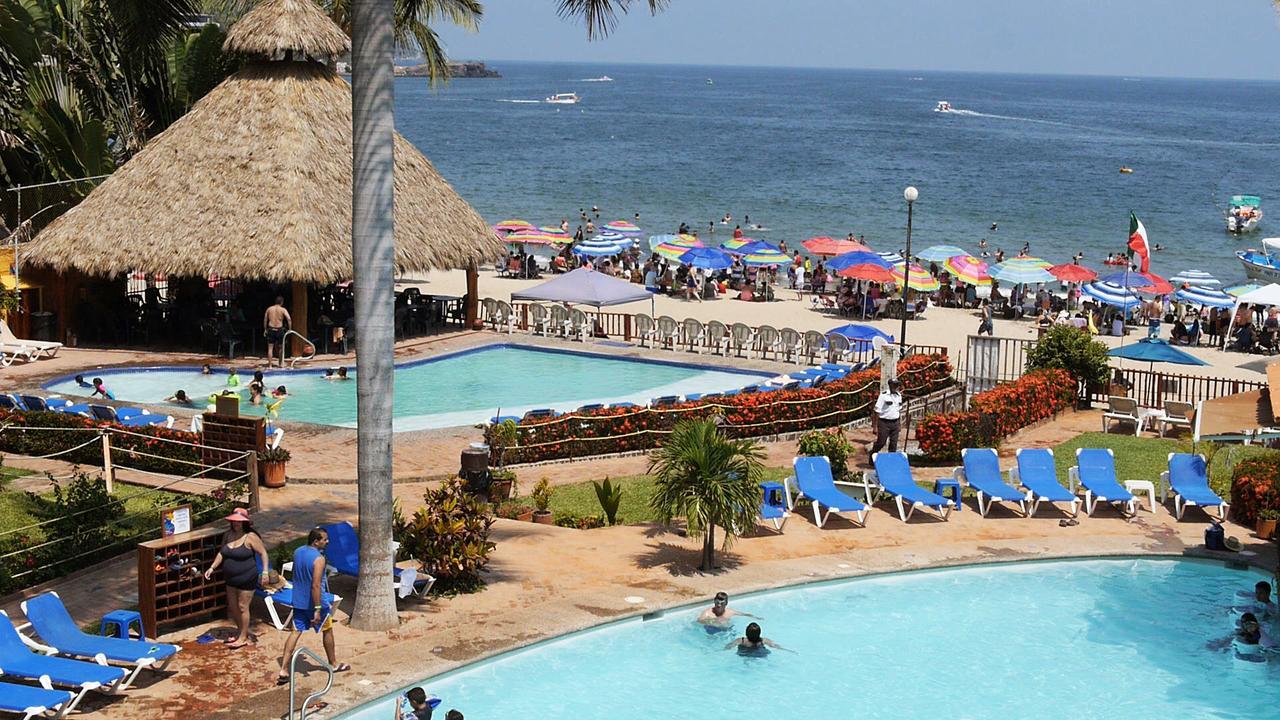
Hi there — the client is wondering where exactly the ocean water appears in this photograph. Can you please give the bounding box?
[41,346,773,430]
[396,63,1280,283]
[336,558,1276,720]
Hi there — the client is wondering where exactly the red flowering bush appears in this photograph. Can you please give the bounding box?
[501,354,953,464]
[917,369,1076,461]
[1229,453,1280,525]
[0,409,202,475]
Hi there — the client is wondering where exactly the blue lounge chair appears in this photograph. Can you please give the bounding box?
[319,521,435,598]
[489,415,520,425]
[1161,453,1229,521]
[87,404,173,429]
[0,681,72,720]
[256,572,345,632]
[0,395,18,411]
[955,448,1028,517]
[651,396,682,407]
[0,612,125,713]
[757,482,790,531]
[1010,448,1080,517]
[575,404,605,413]
[19,396,69,412]
[1069,448,1136,517]
[521,408,558,420]
[18,592,178,689]
[788,456,867,528]
[609,402,639,409]
[870,452,952,522]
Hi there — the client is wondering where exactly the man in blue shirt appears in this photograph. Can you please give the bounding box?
[275,528,349,685]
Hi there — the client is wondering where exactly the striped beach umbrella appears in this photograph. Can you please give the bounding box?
[877,250,905,265]
[802,236,871,256]
[719,237,765,253]
[1225,282,1264,297]
[493,219,535,234]
[1049,263,1097,283]
[740,247,789,266]
[1100,271,1173,295]
[827,250,892,272]
[943,255,992,286]
[725,240,781,257]
[1174,285,1235,308]
[1081,281,1142,309]
[654,236,705,260]
[506,229,570,246]
[603,220,642,236]
[573,236,630,257]
[989,256,1054,284]
[916,244,968,263]
[1168,270,1221,287]
[538,226,571,238]
[891,263,940,291]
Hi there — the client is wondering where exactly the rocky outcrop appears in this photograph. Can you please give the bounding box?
[397,62,501,78]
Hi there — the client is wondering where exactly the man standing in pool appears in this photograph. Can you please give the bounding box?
[263,296,292,368]
[698,592,758,630]
[724,623,788,654]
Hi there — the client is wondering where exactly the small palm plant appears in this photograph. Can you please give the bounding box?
[648,418,765,571]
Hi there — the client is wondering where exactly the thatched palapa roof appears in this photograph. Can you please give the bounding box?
[22,0,501,284]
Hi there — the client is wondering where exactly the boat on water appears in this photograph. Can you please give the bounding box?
[1227,194,1262,234]
[545,93,580,105]
[582,76,612,82]
[1119,166,1134,174]
[1237,238,1280,282]
[706,78,714,86]
[934,100,953,113]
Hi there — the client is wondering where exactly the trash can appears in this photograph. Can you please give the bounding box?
[30,312,55,342]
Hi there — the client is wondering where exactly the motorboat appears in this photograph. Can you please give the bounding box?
[545,93,580,104]
[581,76,612,82]
[1227,194,1262,234]
[706,78,714,85]
[1119,166,1134,174]
[1237,238,1280,283]
[934,100,953,112]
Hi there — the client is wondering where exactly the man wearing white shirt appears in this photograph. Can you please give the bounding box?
[869,378,903,457]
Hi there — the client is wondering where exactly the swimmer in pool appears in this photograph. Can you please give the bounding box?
[165,390,193,406]
[724,622,788,654]
[698,592,758,629]
[1247,581,1274,618]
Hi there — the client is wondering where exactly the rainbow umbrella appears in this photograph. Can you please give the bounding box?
[1225,282,1263,297]
[654,238,704,260]
[917,244,968,263]
[647,234,681,251]
[891,263,940,291]
[538,226,571,238]
[802,236,870,256]
[719,237,762,253]
[989,256,1054,284]
[493,219,535,234]
[740,247,789,266]
[602,220,642,236]
[943,255,991,286]
[506,229,570,246]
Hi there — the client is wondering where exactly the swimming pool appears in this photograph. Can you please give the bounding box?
[336,559,1274,720]
[42,345,775,431]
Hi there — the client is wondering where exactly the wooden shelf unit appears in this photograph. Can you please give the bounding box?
[199,412,264,510]
[137,526,226,638]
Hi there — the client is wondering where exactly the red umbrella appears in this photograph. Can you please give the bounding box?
[836,264,896,283]
[1136,271,1174,295]
[1049,263,1097,283]
[803,236,872,257]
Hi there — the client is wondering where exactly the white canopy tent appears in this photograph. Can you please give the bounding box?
[1228,282,1280,333]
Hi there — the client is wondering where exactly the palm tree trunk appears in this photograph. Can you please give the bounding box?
[348,0,398,631]
[702,523,716,571]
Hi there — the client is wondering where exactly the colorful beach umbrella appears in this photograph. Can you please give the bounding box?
[538,226,571,237]
[720,238,775,255]
[827,323,894,348]
[493,219,535,234]
[1049,263,1097,283]
[1099,271,1173,295]
[1168,270,1221,287]
[989,256,1054,284]
[943,255,992,286]
[1174,285,1235,308]
[827,250,892,272]
[740,247,790,266]
[1108,338,1207,368]
[802,236,870,256]
[877,250,905,265]
[506,229,570,246]
[916,244,968,263]
[677,246,733,270]
[654,235,705,260]
[573,236,630,257]
[890,263,940,291]
[1081,281,1142,309]
[602,220,642,236]
[835,264,896,283]
[1225,282,1264,298]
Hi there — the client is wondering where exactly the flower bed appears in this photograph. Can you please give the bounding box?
[501,353,953,464]
[916,369,1076,461]
[1228,453,1280,525]
[0,409,202,475]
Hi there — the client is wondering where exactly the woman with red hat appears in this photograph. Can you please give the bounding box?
[203,507,269,648]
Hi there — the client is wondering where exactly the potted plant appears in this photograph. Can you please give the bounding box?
[531,477,554,524]
[489,469,516,503]
[1257,508,1279,541]
[258,447,291,488]
[495,499,534,522]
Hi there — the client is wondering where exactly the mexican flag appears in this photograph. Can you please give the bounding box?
[1128,212,1150,272]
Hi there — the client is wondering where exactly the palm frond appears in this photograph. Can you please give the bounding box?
[556,0,667,40]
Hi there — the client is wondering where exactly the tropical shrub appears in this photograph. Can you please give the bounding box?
[0,409,202,476]
[494,499,533,520]
[917,369,1075,460]
[593,477,623,525]
[553,512,606,529]
[1229,453,1280,525]
[258,447,291,463]
[531,477,552,513]
[797,428,855,482]
[397,477,496,593]
[1025,324,1110,387]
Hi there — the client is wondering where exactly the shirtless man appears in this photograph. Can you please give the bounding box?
[263,297,291,368]
[697,592,758,629]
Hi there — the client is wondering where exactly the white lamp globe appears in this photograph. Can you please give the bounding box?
[904,186,919,202]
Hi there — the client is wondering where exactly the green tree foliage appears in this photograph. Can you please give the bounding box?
[396,477,496,593]
[797,428,855,482]
[1025,324,1111,387]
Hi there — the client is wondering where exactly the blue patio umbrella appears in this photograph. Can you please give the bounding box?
[1099,271,1157,291]
[1108,338,1208,367]
[721,239,779,256]
[915,245,968,263]
[827,250,892,272]
[1174,285,1234,309]
[1081,280,1142,309]
[677,246,733,270]
[827,323,894,348]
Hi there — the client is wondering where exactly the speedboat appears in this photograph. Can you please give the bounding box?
[545,93,580,105]
[582,76,612,82]
[1237,238,1280,282]
[1227,194,1262,234]
[706,78,714,85]
[934,100,953,112]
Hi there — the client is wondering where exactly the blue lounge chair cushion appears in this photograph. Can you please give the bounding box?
[684,393,706,402]
[22,593,179,665]
[319,522,419,587]
[1168,454,1225,506]
[794,456,866,511]
[1015,449,1076,501]
[0,682,72,715]
[873,453,950,507]
[0,616,127,689]
[59,403,91,417]
[962,448,1025,501]
[256,582,341,610]
[759,503,787,521]
[1075,449,1134,500]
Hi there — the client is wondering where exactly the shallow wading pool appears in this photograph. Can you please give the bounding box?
[42,345,774,431]
[335,559,1274,720]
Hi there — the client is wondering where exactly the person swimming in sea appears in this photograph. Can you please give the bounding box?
[724,622,788,655]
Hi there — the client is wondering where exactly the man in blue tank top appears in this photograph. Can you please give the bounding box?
[275,527,350,685]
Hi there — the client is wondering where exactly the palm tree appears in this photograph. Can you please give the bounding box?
[649,418,765,571]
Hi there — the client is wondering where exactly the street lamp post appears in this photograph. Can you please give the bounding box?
[899,186,918,350]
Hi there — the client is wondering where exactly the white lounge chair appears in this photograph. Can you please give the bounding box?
[681,318,706,353]
[1,320,60,359]
[705,320,731,355]
[567,308,592,341]
[1102,396,1142,436]
[633,313,657,348]
[729,323,755,357]
[756,325,782,360]
[1157,401,1193,437]
[778,327,804,363]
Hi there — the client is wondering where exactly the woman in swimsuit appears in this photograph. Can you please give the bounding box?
[725,622,787,655]
[203,508,269,648]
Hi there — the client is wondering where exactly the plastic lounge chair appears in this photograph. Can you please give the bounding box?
[681,318,706,353]
[729,323,756,358]
[567,309,592,341]
[1102,396,1142,436]
[650,395,682,408]
[17,592,178,690]
[522,408,558,421]
[704,320,731,355]
[756,325,782,360]
[319,522,436,598]
[1157,401,1193,438]
[0,320,57,359]
[955,448,1029,517]
[548,305,572,338]
[87,404,174,429]
[801,331,825,364]
[869,452,953,522]
[654,316,679,350]
[826,334,854,364]
[529,304,552,336]
[633,314,657,348]
[257,579,345,632]
[1010,448,1080,518]
[758,483,790,531]
[778,327,804,363]
[19,396,70,412]
[0,680,72,720]
[787,456,867,528]
[0,612,125,713]
[0,395,19,411]
[1069,448,1136,517]
[1161,453,1228,521]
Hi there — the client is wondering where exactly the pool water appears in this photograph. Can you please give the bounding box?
[337,559,1275,720]
[43,345,773,431]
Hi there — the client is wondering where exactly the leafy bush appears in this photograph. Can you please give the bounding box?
[1025,324,1110,387]
[397,477,496,593]
[592,477,623,525]
[258,447,291,463]
[494,498,533,519]
[486,420,519,469]
[1229,453,1280,525]
[531,477,552,513]
[797,428,855,482]
[0,409,203,476]
[553,511,605,529]
[42,470,126,567]
[917,369,1075,460]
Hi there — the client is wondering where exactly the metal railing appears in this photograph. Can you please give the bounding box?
[285,330,317,368]
[1088,368,1267,409]
[287,647,334,720]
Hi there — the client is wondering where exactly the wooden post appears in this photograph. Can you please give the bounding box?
[624,315,633,341]
[246,452,261,512]
[291,283,310,357]
[100,431,114,493]
[465,261,481,329]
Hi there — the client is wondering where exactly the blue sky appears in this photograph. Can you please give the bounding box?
[434,0,1280,80]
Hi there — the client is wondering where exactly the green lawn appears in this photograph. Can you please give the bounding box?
[0,476,199,542]
[543,467,792,524]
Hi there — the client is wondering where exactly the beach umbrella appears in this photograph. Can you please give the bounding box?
[1168,270,1221,287]
[1049,263,1097,283]
[1225,282,1264,298]
[827,323,894,348]
[677,246,733,270]
[916,244,968,263]
[721,238,776,255]
[827,250,892,272]
[538,226,571,238]
[573,236,630,257]
[835,264,896,283]
[650,234,703,260]
[1174,285,1235,309]
[1108,338,1208,368]
[506,229,570,246]
[1100,270,1173,295]
[1081,281,1142,309]
[943,255,992,286]
[647,234,680,251]
[740,247,790,266]
[890,263,940,291]
[493,219,535,234]
[989,256,1054,284]
[602,220,642,236]
[877,250,905,265]
[802,236,870,256]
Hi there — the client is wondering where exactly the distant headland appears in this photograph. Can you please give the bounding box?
[335,61,501,79]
